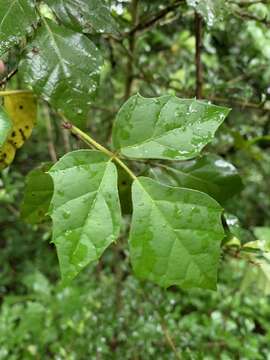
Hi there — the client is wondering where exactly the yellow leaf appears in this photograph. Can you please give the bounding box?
[0,92,37,169]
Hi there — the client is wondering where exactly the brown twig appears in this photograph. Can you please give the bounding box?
[44,107,58,162]
[160,321,181,359]
[0,68,18,87]
[195,12,203,99]
[234,8,270,26]
[128,0,184,36]
[124,0,140,100]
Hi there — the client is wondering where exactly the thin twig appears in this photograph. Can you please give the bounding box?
[195,12,203,99]
[127,0,184,36]
[0,68,18,87]
[160,321,181,360]
[44,106,58,163]
[62,121,137,181]
[234,8,270,25]
[124,0,140,100]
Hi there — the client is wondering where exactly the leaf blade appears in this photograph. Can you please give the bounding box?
[148,154,243,204]
[19,19,103,127]
[0,0,38,56]
[129,177,224,289]
[21,163,54,224]
[113,94,230,160]
[45,0,118,35]
[48,150,121,283]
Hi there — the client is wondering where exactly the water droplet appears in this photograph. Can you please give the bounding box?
[63,210,71,219]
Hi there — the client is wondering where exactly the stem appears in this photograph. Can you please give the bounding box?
[0,90,32,96]
[195,12,203,99]
[67,124,137,181]
[124,0,140,100]
[0,68,18,87]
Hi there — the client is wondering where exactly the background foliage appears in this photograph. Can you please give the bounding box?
[1,0,270,358]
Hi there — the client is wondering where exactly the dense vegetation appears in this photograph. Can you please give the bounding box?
[0,0,270,358]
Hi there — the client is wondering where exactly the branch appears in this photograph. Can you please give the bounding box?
[234,8,270,25]
[195,12,203,99]
[124,0,140,100]
[229,0,269,6]
[0,68,18,87]
[44,106,58,163]
[128,0,184,36]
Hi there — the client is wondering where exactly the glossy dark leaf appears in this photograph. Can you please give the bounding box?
[0,0,38,56]
[45,0,118,34]
[19,19,103,127]
[21,163,54,224]
[48,150,121,283]
[149,155,243,204]
[112,94,230,160]
[129,177,224,290]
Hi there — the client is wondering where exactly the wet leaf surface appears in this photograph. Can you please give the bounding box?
[113,94,230,160]
[0,0,38,56]
[48,150,121,283]
[129,177,224,289]
[19,19,103,127]
[45,0,119,35]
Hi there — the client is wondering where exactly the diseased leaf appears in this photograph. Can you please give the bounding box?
[48,150,121,283]
[129,177,224,290]
[19,19,103,127]
[0,0,38,56]
[0,106,12,147]
[186,0,226,27]
[21,163,54,224]
[149,155,243,204]
[113,94,230,161]
[0,92,37,169]
[45,0,118,35]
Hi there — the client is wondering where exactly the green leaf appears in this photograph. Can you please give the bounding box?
[129,177,224,290]
[0,106,12,147]
[48,150,121,283]
[254,227,270,250]
[148,155,243,204]
[45,0,118,35]
[112,94,230,161]
[186,0,226,27]
[117,165,132,215]
[21,163,54,224]
[224,214,253,246]
[0,0,38,56]
[19,18,103,127]
[241,254,270,295]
